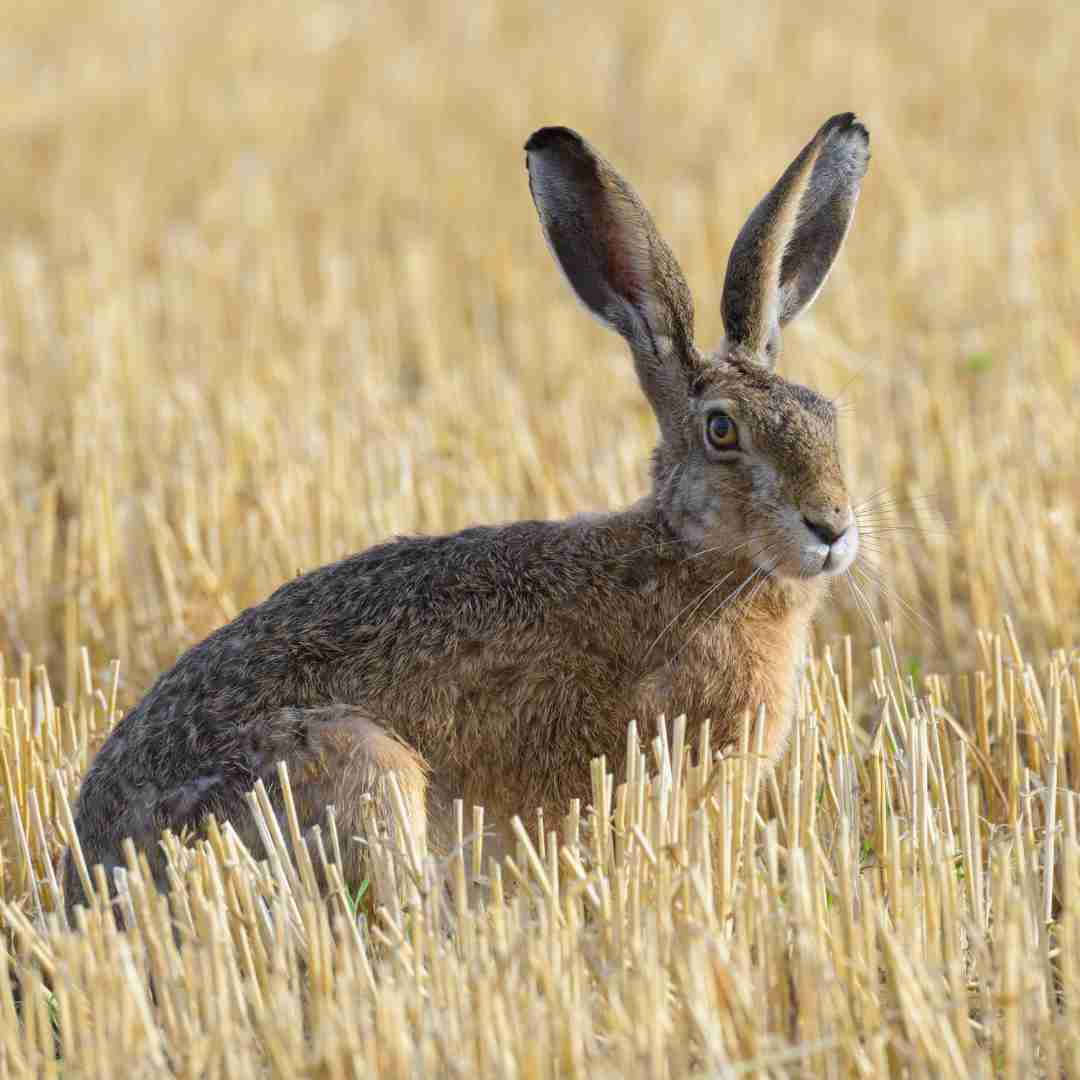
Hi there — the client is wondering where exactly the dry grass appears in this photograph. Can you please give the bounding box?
[1,0,1079,1074]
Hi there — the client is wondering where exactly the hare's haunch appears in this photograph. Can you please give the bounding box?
[65,114,870,912]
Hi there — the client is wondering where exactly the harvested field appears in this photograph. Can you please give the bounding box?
[1,0,1079,1074]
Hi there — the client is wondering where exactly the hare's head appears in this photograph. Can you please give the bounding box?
[526,114,869,580]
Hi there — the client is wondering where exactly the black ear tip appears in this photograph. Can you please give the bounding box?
[524,126,586,154]
[821,112,870,146]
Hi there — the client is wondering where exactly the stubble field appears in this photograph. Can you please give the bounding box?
[1,0,1079,1075]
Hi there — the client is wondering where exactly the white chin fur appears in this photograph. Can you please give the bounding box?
[753,522,859,579]
[822,524,858,575]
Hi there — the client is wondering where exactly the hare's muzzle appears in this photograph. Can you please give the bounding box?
[801,507,858,576]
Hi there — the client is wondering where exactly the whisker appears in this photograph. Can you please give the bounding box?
[845,572,883,639]
[743,557,779,609]
[687,533,771,562]
[681,541,785,652]
[612,518,765,562]
[643,570,735,660]
[856,487,946,507]
[831,370,866,410]
[852,561,938,641]
[855,494,948,519]
[856,525,951,539]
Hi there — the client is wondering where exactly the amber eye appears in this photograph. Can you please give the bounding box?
[705,411,739,451]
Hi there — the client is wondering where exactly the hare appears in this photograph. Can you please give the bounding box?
[64,113,869,912]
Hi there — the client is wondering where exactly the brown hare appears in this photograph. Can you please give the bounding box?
[64,113,869,912]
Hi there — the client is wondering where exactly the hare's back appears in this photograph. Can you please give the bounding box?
[72,518,624,834]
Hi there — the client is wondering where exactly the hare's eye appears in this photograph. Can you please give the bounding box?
[705,411,739,451]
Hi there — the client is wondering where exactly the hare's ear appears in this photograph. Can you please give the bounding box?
[525,127,699,435]
[721,113,870,369]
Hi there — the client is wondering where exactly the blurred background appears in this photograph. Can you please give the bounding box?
[1,0,1078,707]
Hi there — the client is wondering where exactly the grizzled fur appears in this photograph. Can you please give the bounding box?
[65,114,870,912]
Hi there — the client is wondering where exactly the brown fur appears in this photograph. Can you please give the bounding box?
[63,115,870,913]
[237,706,430,885]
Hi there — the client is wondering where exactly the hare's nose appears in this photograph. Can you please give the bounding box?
[802,509,851,546]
